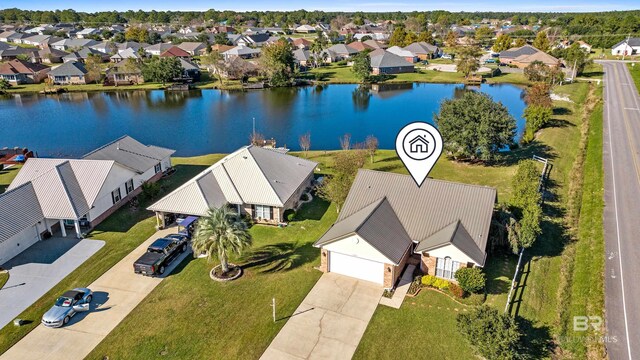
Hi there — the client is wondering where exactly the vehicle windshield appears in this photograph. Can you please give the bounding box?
[149,248,165,253]
[55,297,73,307]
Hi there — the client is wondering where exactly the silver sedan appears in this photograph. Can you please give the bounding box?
[41,288,92,328]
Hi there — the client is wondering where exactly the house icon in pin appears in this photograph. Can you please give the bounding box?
[409,135,429,153]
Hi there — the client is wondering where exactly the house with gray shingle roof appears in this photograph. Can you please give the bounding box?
[1,136,174,263]
[314,170,496,288]
[48,61,91,84]
[148,145,317,227]
[369,49,415,75]
[612,37,640,56]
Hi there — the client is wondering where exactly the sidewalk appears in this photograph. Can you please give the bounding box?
[379,264,415,309]
[1,227,190,360]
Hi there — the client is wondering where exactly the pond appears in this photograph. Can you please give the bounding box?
[0,83,526,157]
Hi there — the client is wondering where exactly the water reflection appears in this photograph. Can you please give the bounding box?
[0,84,527,157]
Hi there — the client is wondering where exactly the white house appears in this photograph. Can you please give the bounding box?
[0,136,174,264]
[611,38,640,56]
[148,145,317,227]
[315,170,496,289]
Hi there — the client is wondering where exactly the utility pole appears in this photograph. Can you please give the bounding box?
[622,33,631,61]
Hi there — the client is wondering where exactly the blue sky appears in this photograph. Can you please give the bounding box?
[3,1,638,12]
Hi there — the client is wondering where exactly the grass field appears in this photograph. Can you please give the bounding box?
[628,63,640,95]
[0,271,8,290]
[0,165,21,192]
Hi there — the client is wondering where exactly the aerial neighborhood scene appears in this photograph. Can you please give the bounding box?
[0,1,639,359]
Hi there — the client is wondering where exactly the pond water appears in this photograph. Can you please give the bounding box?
[0,83,526,157]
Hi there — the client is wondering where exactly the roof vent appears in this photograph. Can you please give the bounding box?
[116,142,120,150]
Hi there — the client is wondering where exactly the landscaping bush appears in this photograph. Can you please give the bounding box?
[457,306,523,360]
[407,276,423,296]
[455,267,486,293]
[300,193,310,201]
[448,283,464,298]
[421,275,437,287]
[336,60,348,66]
[433,278,450,290]
[139,181,162,203]
[284,210,297,222]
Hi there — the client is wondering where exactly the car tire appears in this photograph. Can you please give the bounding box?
[181,244,187,253]
[63,316,70,325]
[86,295,92,303]
[159,265,165,275]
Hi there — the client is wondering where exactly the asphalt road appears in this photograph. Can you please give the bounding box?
[602,61,640,360]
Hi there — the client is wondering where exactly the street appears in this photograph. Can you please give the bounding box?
[602,60,640,360]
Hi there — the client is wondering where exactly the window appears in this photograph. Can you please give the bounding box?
[111,188,121,204]
[435,257,460,280]
[154,163,162,174]
[254,205,272,220]
[125,179,134,194]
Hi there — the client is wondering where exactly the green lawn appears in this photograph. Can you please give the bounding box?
[0,271,8,290]
[0,164,21,192]
[87,198,336,360]
[628,63,640,95]
[354,290,477,360]
[308,64,467,84]
[0,158,218,354]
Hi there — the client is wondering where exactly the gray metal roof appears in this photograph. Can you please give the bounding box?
[403,42,439,55]
[318,170,496,265]
[369,49,414,69]
[0,182,44,243]
[148,146,317,214]
[82,135,175,174]
[327,44,358,55]
[315,197,413,264]
[414,220,486,265]
[49,61,88,76]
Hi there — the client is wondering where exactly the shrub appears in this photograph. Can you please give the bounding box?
[455,267,486,293]
[300,193,310,201]
[433,278,450,290]
[448,283,465,298]
[421,275,437,287]
[139,181,162,202]
[457,306,523,359]
[284,210,297,222]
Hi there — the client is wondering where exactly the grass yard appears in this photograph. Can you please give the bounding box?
[0,164,21,192]
[0,157,219,354]
[308,64,467,84]
[628,63,640,95]
[86,198,336,360]
[0,271,8,290]
[354,290,477,360]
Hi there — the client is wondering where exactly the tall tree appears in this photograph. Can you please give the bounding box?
[474,26,494,47]
[141,57,183,84]
[509,160,542,250]
[417,31,434,44]
[351,51,372,83]
[514,38,527,47]
[260,39,294,87]
[563,43,592,76]
[388,27,408,47]
[532,31,550,52]
[455,46,482,77]
[492,34,513,52]
[435,91,516,162]
[316,150,367,212]
[84,54,103,84]
[191,207,252,274]
[445,31,458,47]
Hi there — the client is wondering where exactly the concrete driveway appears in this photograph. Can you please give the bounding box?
[1,227,191,360]
[261,273,382,360]
[0,237,105,329]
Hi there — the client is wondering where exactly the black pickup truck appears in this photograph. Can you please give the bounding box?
[133,234,189,276]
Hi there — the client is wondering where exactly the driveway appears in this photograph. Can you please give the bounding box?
[1,227,191,360]
[0,237,105,329]
[261,273,382,360]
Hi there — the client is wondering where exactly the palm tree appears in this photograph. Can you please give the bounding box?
[191,207,252,274]
[309,41,324,68]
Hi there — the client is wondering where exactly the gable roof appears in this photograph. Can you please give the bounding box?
[49,61,88,76]
[316,170,496,266]
[513,50,560,66]
[160,46,191,57]
[613,37,640,48]
[110,48,140,61]
[177,42,205,52]
[0,59,49,75]
[414,220,486,265]
[347,41,374,52]
[403,42,439,55]
[369,49,414,68]
[148,145,317,214]
[82,135,175,174]
[0,182,44,243]
[315,197,413,264]
[327,43,358,55]
[144,43,173,53]
[499,44,540,59]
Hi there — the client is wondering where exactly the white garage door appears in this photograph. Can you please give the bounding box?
[329,251,384,285]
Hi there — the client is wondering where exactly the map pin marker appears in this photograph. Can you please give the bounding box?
[395,122,443,187]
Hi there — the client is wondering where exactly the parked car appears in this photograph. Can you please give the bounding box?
[133,235,189,276]
[41,288,92,328]
[485,58,497,63]
[441,53,453,59]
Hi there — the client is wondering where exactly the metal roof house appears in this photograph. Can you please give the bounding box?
[0,136,174,264]
[148,145,317,227]
[314,170,496,288]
